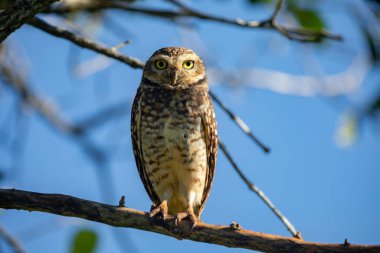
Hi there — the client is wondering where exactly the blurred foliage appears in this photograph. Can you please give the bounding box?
[366,0,380,17]
[0,0,12,9]
[369,93,380,117]
[288,5,324,30]
[71,229,98,253]
[363,29,379,63]
[359,1,380,120]
[334,114,358,147]
[247,0,325,30]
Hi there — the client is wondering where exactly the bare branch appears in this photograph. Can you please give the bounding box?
[0,189,379,253]
[218,140,297,237]
[46,0,342,42]
[0,224,26,253]
[27,17,144,69]
[209,92,270,153]
[0,0,58,43]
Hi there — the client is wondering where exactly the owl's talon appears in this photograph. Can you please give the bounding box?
[189,220,197,232]
[174,212,198,225]
[173,211,199,234]
[149,201,169,221]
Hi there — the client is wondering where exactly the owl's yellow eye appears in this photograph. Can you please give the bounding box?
[155,60,167,70]
[183,60,194,69]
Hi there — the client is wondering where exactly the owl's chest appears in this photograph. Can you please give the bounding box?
[139,88,206,161]
[141,92,201,138]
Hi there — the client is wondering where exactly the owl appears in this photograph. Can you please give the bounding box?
[131,47,218,228]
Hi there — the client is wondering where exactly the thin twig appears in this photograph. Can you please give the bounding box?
[28,17,145,69]
[271,0,284,21]
[209,92,270,153]
[73,40,132,77]
[111,40,131,51]
[0,224,26,253]
[46,0,342,42]
[218,139,297,237]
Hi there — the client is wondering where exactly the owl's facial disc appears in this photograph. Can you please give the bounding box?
[146,56,183,86]
[143,49,206,88]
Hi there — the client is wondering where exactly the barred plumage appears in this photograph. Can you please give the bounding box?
[131,47,217,225]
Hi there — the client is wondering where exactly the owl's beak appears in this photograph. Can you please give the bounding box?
[169,67,179,85]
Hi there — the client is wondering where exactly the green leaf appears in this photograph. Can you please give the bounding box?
[293,8,325,30]
[71,229,97,253]
[287,1,325,30]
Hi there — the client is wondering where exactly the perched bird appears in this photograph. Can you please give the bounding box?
[131,47,218,227]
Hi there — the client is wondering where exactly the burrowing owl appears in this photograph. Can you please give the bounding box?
[131,47,218,227]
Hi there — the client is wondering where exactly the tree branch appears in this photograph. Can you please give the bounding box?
[0,189,379,253]
[218,139,297,237]
[0,0,58,43]
[46,0,342,42]
[27,17,145,69]
[209,93,270,153]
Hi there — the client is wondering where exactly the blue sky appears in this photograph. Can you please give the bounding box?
[1,0,380,252]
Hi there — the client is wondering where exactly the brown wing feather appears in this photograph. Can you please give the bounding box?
[131,86,160,205]
[197,95,218,216]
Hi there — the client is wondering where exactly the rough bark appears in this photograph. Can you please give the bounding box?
[0,0,58,43]
[1,189,379,253]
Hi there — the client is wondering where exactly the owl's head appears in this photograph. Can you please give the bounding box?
[142,47,207,89]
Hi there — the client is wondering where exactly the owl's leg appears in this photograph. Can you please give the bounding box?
[149,200,169,221]
[173,192,200,232]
